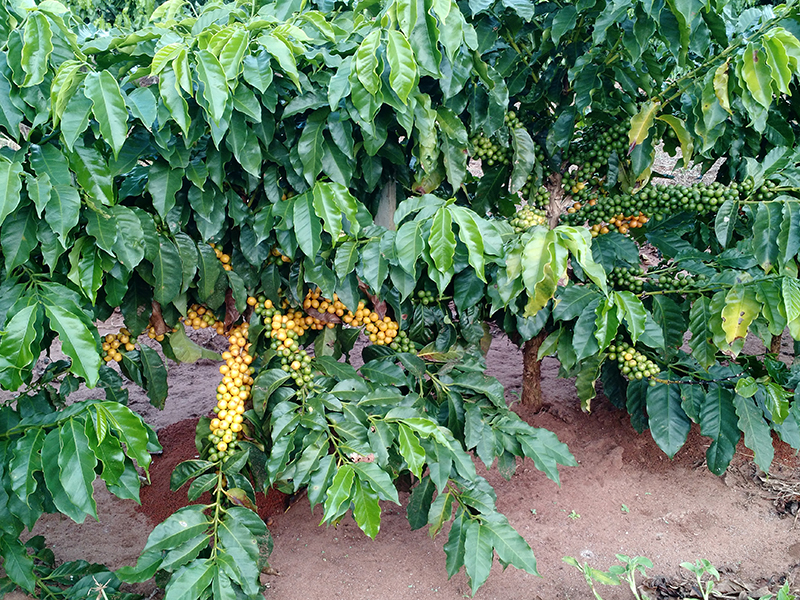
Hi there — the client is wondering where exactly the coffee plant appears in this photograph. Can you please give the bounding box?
[2,0,800,598]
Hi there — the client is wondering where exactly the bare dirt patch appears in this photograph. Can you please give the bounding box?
[9,331,799,600]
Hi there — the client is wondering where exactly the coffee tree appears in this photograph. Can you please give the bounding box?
[1,0,800,598]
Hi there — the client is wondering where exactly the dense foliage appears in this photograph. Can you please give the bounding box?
[1,0,800,598]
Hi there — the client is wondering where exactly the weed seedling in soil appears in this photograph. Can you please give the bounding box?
[563,557,620,600]
[607,555,653,600]
[681,559,720,600]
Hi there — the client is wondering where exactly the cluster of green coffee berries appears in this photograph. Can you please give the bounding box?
[470,134,512,167]
[389,330,416,353]
[415,290,437,306]
[607,340,660,383]
[522,182,550,208]
[648,271,707,291]
[510,205,548,233]
[609,266,646,293]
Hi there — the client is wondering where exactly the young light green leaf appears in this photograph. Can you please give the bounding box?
[356,29,382,95]
[22,13,53,86]
[428,206,456,274]
[196,50,229,125]
[386,30,416,104]
[627,99,660,154]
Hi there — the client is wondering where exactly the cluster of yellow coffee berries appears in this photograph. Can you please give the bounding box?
[181,304,225,335]
[102,328,136,362]
[268,247,292,265]
[260,302,314,388]
[303,289,346,330]
[209,243,233,271]
[207,324,253,461]
[146,326,166,341]
[343,301,400,346]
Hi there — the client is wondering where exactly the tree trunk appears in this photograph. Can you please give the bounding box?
[522,331,547,410]
[375,181,397,231]
[770,333,782,355]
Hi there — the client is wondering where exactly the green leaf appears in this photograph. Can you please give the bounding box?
[720,284,760,346]
[628,99,660,153]
[312,180,342,240]
[21,13,53,86]
[751,202,782,272]
[740,43,773,109]
[217,511,261,595]
[429,206,456,274]
[153,237,184,306]
[61,93,92,152]
[219,28,249,81]
[9,427,45,505]
[646,382,691,459]
[159,534,210,573]
[482,515,539,575]
[398,424,425,479]
[58,417,98,520]
[359,237,388,294]
[656,115,693,165]
[443,509,467,577]
[83,71,129,160]
[449,206,486,281]
[351,478,381,539]
[352,461,400,504]
[713,60,732,114]
[148,161,184,219]
[688,297,717,370]
[163,559,215,600]
[613,291,646,344]
[356,29,382,95]
[334,241,359,281]
[196,50,229,125]
[386,30,416,104]
[85,205,118,255]
[44,183,81,242]
[407,476,436,530]
[463,520,493,595]
[2,205,38,273]
[242,50,273,93]
[159,68,190,136]
[0,537,36,593]
[292,192,322,259]
[261,34,301,91]
[733,393,774,472]
[714,199,737,249]
[70,140,114,206]
[140,345,168,409]
[0,161,23,226]
[41,300,101,387]
[509,126,535,194]
[100,402,155,470]
[0,301,40,390]
[127,87,158,130]
[321,464,354,523]
[699,386,739,475]
[298,109,327,185]
[41,428,85,522]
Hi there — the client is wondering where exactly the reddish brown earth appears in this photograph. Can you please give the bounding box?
[9,331,800,600]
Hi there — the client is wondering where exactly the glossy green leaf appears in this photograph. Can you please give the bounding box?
[733,393,774,473]
[646,382,691,459]
[9,427,45,505]
[351,478,381,539]
[628,99,660,153]
[429,206,455,274]
[83,71,129,160]
[163,559,215,600]
[509,126,535,194]
[41,299,101,387]
[261,34,301,91]
[699,386,739,475]
[463,520,493,595]
[292,192,322,259]
[153,237,184,306]
[386,30,416,104]
[0,161,23,227]
[58,417,98,520]
[159,68,190,136]
[740,43,773,109]
[22,13,53,86]
[0,537,36,593]
[688,297,717,370]
[356,29,382,95]
[196,50,229,125]
[298,109,327,184]
[751,202,782,272]
[321,464,354,523]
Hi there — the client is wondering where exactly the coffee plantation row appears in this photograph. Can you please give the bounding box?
[2,0,800,598]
